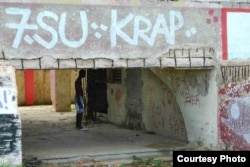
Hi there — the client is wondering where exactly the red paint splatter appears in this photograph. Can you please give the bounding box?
[206,9,218,24]
[244,84,250,93]
[213,16,218,22]
[218,88,226,95]
[209,9,214,15]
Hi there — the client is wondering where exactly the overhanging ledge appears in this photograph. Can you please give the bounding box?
[1,47,216,70]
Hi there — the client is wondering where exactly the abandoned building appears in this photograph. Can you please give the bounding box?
[0,0,250,165]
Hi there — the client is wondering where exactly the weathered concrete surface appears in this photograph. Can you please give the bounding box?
[0,2,219,69]
[142,69,188,142]
[20,105,190,165]
[218,79,250,150]
[125,69,143,129]
[0,61,21,165]
[149,68,218,149]
[107,68,218,149]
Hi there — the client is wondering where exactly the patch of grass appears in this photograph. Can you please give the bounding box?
[119,165,126,167]
[0,165,22,167]
[0,164,23,167]
[120,156,165,167]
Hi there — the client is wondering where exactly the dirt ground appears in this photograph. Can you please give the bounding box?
[19,105,188,167]
[23,156,173,167]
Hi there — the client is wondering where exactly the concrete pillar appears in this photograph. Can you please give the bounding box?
[50,70,72,112]
[0,62,22,165]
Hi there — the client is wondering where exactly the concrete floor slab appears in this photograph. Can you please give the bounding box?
[19,105,190,164]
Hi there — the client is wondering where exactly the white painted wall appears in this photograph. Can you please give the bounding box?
[177,70,218,148]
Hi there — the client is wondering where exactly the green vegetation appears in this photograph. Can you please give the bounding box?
[0,164,23,167]
[0,157,22,167]
[120,156,165,167]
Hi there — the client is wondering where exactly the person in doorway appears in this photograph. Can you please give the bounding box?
[74,69,87,130]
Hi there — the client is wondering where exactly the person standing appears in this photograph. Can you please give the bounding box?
[74,69,87,130]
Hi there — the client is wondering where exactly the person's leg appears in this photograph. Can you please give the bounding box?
[75,95,83,129]
[75,96,87,130]
[77,112,83,128]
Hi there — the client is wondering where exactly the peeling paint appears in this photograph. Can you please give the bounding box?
[219,80,250,150]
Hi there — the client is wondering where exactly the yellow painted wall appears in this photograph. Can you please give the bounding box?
[16,70,76,106]
[33,70,51,105]
[16,70,25,105]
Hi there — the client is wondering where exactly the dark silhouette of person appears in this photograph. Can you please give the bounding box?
[74,69,87,130]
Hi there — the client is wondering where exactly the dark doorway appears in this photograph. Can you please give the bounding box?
[87,69,108,120]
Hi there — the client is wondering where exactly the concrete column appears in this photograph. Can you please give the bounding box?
[50,70,72,112]
[0,62,22,165]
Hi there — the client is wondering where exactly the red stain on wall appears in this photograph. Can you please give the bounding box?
[115,89,122,107]
[115,89,121,101]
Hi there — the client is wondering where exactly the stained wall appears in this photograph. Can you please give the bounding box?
[218,78,250,150]
[145,68,218,147]
[0,62,21,165]
[107,76,127,125]
[142,69,188,142]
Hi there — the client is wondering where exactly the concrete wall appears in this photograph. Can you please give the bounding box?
[217,2,250,150]
[217,58,250,150]
[150,68,218,148]
[0,1,219,69]
[107,69,127,125]
[50,70,76,112]
[172,69,218,148]
[218,79,250,150]
[0,62,21,165]
[107,68,217,147]
[142,69,188,142]
[125,69,144,129]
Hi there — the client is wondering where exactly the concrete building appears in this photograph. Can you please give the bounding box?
[0,0,250,165]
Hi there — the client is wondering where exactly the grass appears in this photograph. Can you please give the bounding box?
[0,163,23,167]
[120,156,165,167]
[0,165,23,167]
